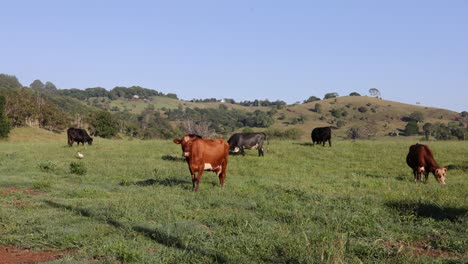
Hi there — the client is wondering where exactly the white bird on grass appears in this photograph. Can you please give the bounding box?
[77,152,84,159]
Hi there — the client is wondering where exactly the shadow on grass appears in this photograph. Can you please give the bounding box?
[134,178,190,187]
[385,201,467,222]
[294,142,314,147]
[161,154,186,162]
[447,164,468,171]
[395,175,408,181]
[44,200,228,263]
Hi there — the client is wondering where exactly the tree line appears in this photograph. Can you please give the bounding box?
[1,73,466,141]
[0,74,277,139]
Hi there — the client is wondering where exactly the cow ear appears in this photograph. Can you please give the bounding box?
[173,139,181,144]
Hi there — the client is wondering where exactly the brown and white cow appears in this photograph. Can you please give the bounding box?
[406,143,447,184]
[173,134,229,191]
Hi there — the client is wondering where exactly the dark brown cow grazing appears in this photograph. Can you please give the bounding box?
[406,143,447,184]
[67,128,93,146]
[173,134,229,191]
[311,126,332,147]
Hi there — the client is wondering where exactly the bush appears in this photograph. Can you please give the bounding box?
[314,103,322,113]
[39,161,57,173]
[405,121,419,136]
[70,162,87,175]
[358,106,368,113]
[330,108,347,118]
[336,120,346,128]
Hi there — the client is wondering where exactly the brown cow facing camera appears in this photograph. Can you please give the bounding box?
[173,134,229,191]
[406,143,447,184]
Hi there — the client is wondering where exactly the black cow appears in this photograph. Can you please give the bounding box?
[227,132,267,156]
[67,128,93,146]
[311,126,332,147]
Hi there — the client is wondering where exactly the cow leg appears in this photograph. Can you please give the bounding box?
[423,171,429,183]
[218,163,227,187]
[328,139,332,147]
[193,169,204,192]
[191,173,197,190]
[413,170,418,183]
[258,143,264,156]
[241,147,245,156]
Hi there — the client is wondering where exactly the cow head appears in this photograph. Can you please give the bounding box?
[87,137,93,145]
[173,134,201,157]
[434,166,448,184]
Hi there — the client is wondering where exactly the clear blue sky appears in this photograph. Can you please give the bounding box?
[1,0,467,112]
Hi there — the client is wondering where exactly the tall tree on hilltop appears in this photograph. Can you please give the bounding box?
[323,92,338,99]
[369,88,381,98]
[44,81,57,90]
[30,79,45,90]
[303,96,321,103]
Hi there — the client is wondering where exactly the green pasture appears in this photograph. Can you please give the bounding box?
[0,138,467,263]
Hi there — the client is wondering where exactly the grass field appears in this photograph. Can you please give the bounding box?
[0,135,467,263]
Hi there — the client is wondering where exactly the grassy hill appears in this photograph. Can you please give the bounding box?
[104,95,464,140]
[106,96,269,114]
[269,96,463,139]
[5,91,465,142]
[6,127,65,143]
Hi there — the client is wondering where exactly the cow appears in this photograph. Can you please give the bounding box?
[406,143,447,184]
[67,128,93,146]
[227,132,267,156]
[173,134,229,191]
[311,126,332,147]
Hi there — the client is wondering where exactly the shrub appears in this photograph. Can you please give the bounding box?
[358,106,368,113]
[404,121,419,136]
[314,103,322,113]
[39,161,57,173]
[336,120,346,128]
[70,162,87,175]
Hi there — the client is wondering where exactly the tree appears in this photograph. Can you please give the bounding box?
[0,95,11,138]
[369,88,381,98]
[409,111,424,123]
[303,96,321,103]
[44,81,57,90]
[89,111,118,138]
[323,92,339,99]
[423,122,433,140]
[30,79,45,90]
[314,103,322,113]
[0,74,22,90]
[405,121,419,136]
[349,92,361,96]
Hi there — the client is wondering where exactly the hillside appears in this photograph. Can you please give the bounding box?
[268,96,464,139]
[105,96,270,114]
[0,72,465,141]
